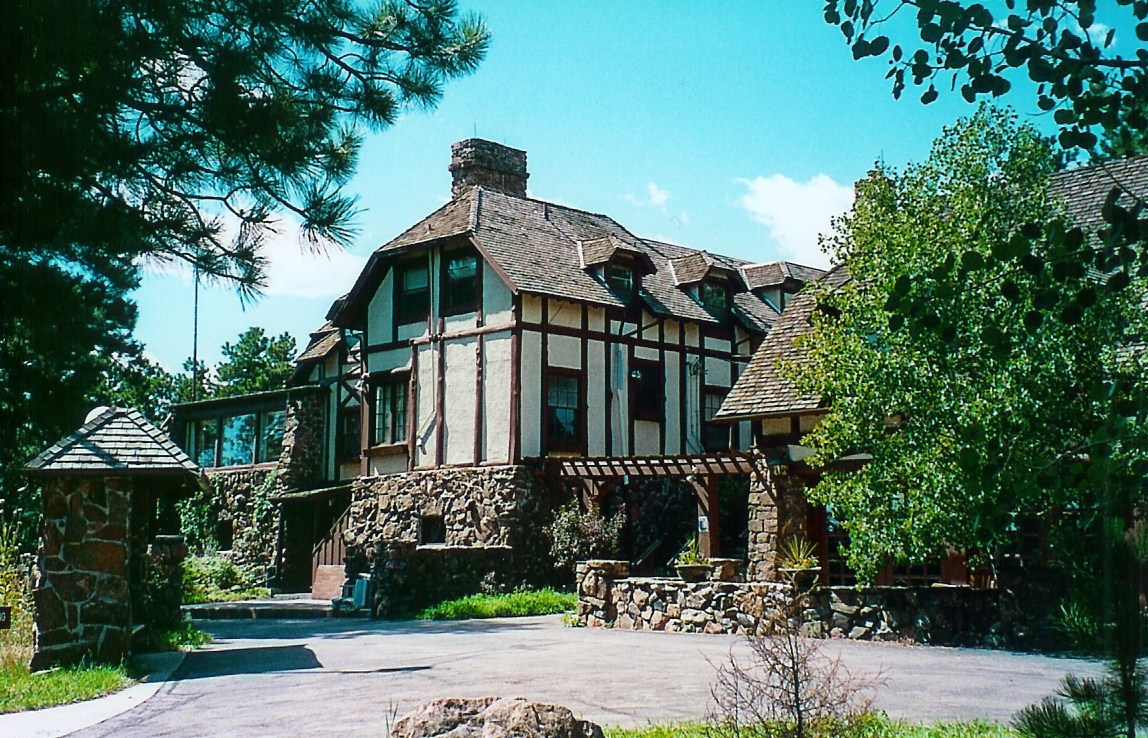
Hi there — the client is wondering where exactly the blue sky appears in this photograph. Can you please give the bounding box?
[133,2,1076,370]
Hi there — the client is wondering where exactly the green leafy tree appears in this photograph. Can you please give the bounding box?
[821,0,1148,302]
[1,0,488,551]
[794,106,1147,581]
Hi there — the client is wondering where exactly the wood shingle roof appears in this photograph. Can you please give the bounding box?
[335,184,820,334]
[27,407,199,476]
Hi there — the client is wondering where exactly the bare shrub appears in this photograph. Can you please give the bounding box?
[708,590,881,738]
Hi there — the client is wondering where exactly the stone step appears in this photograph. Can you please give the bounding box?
[182,597,367,620]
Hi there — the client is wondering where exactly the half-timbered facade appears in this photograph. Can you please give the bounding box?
[171,139,825,599]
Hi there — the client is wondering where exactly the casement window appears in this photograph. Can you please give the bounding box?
[336,405,362,460]
[703,388,731,452]
[395,259,430,324]
[257,410,287,464]
[605,263,637,303]
[442,248,480,315]
[220,414,257,466]
[698,280,729,316]
[545,369,583,453]
[190,419,219,468]
[372,377,408,446]
[630,359,664,423]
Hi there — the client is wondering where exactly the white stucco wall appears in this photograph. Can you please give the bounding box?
[443,337,477,465]
[482,331,513,463]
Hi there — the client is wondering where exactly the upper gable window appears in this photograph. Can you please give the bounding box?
[442,248,480,315]
[605,263,637,303]
[698,280,729,315]
[395,259,430,324]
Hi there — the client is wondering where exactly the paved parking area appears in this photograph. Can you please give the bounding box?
[62,615,1100,737]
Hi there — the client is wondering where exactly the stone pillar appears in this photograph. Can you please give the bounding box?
[31,477,133,670]
[276,392,325,492]
[575,560,629,627]
[746,455,808,582]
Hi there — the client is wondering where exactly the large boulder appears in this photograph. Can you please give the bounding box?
[390,696,604,738]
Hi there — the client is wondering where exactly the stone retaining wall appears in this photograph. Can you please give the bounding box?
[343,465,553,615]
[576,561,1035,649]
[204,467,279,572]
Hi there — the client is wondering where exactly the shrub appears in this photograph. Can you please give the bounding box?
[416,589,577,620]
[182,555,269,604]
[0,519,34,674]
[144,621,213,652]
[548,499,625,573]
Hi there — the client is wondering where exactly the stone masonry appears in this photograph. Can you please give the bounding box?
[32,477,135,668]
[746,457,809,581]
[343,465,551,615]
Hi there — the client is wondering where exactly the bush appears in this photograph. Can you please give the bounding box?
[144,621,212,652]
[547,499,625,573]
[0,519,34,674]
[182,555,269,604]
[415,589,577,620]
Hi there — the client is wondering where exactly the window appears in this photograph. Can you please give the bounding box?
[395,259,430,324]
[630,359,663,422]
[372,377,408,446]
[337,405,362,459]
[703,388,730,451]
[257,410,286,464]
[545,370,583,453]
[698,280,729,315]
[419,515,446,545]
[220,414,257,466]
[190,419,219,468]
[605,263,637,302]
[442,249,479,315]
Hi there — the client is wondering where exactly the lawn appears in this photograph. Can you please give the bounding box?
[0,662,131,714]
[415,589,577,620]
[603,716,1017,737]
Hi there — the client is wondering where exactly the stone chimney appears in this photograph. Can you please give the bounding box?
[450,139,529,198]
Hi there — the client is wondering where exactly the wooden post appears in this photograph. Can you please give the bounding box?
[692,476,721,559]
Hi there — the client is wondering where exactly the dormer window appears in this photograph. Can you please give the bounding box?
[698,280,729,315]
[395,259,430,324]
[442,248,479,315]
[605,263,637,303]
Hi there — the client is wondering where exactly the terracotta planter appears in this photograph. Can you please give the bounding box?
[676,564,711,583]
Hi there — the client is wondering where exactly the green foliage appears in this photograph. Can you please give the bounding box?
[0,520,34,674]
[1014,663,1148,738]
[0,662,130,714]
[820,1,1147,154]
[182,555,269,604]
[778,535,819,571]
[793,105,1147,581]
[547,499,626,573]
[675,536,705,566]
[415,589,576,620]
[212,327,297,398]
[145,622,213,652]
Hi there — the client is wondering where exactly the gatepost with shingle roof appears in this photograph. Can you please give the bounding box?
[25,407,199,669]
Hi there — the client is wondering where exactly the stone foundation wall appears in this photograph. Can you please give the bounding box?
[343,465,553,616]
[204,467,279,573]
[577,562,1036,649]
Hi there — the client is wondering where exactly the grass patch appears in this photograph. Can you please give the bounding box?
[147,621,213,652]
[415,589,577,620]
[603,716,1017,738]
[182,555,270,604]
[0,662,131,714]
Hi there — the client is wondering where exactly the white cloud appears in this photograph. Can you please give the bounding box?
[138,214,367,299]
[261,217,367,298]
[737,173,853,269]
[627,181,671,212]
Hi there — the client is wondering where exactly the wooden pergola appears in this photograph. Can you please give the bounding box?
[546,451,757,560]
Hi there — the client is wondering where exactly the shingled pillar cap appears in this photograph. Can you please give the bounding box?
[450,139,529,198]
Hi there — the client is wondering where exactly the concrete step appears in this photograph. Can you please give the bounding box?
[182,597,367,620]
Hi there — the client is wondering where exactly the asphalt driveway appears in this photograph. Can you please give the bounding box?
[67,615,1102,737]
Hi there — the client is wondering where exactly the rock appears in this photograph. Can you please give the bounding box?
[848,625,872,640]
[391,697,604,738]
[829,600,858,616]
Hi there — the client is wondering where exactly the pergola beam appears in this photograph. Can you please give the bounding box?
[549,452,755,480]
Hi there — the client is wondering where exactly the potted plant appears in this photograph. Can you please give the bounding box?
[777,535,821,590]
[675,537,710,582]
